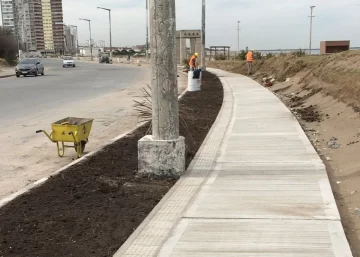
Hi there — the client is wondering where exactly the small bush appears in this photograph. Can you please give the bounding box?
[253,51,262,60]
[183,58,190,69]
[292,48,306,57]
[0,27,17,65]
[266,52,275,59]
[237,50,247,60]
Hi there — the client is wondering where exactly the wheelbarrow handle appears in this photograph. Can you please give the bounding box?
[36,130,54,143]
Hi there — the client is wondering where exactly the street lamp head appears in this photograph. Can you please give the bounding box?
[310,5,316,8]
[97,7,111,11]
[79,18,90,22]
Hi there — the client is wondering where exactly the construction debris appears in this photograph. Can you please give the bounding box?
[355,208,360,216]
[328,137,341,149]
[262,75,276,87]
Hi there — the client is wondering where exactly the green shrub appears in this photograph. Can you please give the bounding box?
[253,51,262,60]
[183,58,189,69]
[292,48,306,57]
[237,50,247,60]
[266,52,275,59]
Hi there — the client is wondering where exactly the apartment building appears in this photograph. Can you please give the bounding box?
[12,0,64,53]
[0,0,15,32]
[63,24,77,54]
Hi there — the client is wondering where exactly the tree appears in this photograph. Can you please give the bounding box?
[0,26,17,65]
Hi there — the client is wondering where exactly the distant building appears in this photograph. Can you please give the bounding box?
[132,44,145,53]
[79,46,102,57]
[320,41,350,54]
[63,25,77,55]
[1,0,15,32]
[11,0,65,54]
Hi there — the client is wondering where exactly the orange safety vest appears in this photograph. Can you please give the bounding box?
[189,55,196,67]
[246,51,254,62]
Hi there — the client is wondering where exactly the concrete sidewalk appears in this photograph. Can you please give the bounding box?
[114,69,352,257]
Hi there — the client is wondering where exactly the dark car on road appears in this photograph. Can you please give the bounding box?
[15,58,44,77]
[99,55,110,64]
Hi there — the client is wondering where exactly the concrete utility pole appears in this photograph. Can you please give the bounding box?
[138,0,185,178]
[237,21,240,55]
[97,7,112,60]
[145,0,149,61]
[201,0,206,70]
[79,18,93,60]
[309,6,315,55]
[151,0,178,140]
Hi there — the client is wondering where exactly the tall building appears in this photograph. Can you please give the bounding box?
[12,0,64,53]
[50,0,64,53]
[0,0,15,32]
[12,0,36,51]
[63,24,77,54]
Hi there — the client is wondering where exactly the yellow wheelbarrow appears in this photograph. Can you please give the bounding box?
[36,117,94,158]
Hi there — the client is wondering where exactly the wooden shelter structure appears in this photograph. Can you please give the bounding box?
[210,46,230,60]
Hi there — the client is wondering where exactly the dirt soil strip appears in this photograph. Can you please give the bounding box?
[0,71,223,257]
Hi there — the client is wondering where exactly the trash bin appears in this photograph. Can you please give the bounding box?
[188,69,201,92]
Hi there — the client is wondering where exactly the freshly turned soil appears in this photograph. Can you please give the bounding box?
[0,71,223,257]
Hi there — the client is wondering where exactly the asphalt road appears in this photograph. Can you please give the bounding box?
[0,58,152,199]
[0,58,144,128]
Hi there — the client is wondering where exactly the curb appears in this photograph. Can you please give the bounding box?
[0,86,188,209]
[0,74,15,79]
[113,70,230,257]
[0,121,144,209]
[0,68,53,79]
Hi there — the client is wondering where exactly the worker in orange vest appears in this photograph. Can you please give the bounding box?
[246,50,254,75]
[189,52,198,71]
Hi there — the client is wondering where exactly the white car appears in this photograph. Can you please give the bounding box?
[63,56,76,68]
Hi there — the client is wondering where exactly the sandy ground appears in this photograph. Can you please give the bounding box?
[0,67,14,76]
[0,70,187,200]
[269,77,360,256]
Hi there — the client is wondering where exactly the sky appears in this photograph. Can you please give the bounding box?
[1,0,359,50]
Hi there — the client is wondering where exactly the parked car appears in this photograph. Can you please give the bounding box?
[99,55,110,64]
[63,56,76,68]
[15,58,44,77]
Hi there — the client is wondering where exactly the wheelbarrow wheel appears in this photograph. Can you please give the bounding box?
[74,141,86,154]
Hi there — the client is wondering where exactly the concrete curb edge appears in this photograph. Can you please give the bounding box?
[113,70,229,256]
[0,80,188,209]
[0,74,15,79]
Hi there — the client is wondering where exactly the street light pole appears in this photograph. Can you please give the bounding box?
[309,6,315,55]
[79,18,93,60]
[97,7,112,60]
[237,21,240,55]
[145,0,149,61]
[201,0,206,70]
